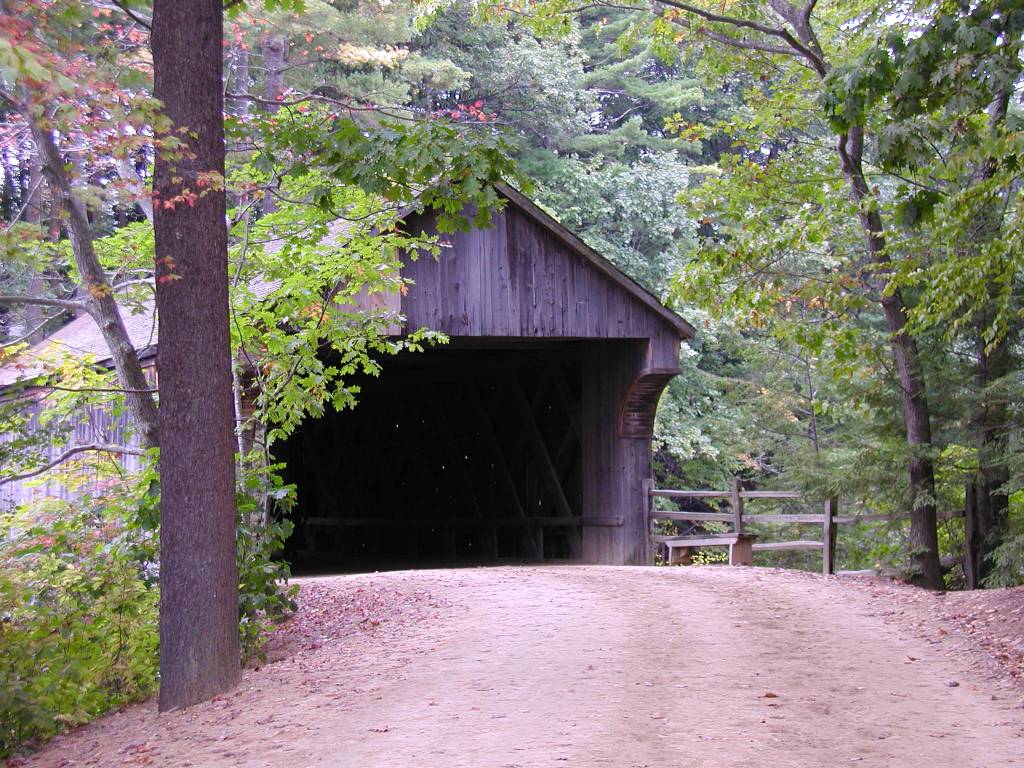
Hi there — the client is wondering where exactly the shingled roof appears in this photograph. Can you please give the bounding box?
[0,304,158,389]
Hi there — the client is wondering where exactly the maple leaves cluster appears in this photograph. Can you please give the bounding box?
[436,99,497,123]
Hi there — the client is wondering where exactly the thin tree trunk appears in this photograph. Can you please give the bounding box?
[261,34,287,110]
[228,45,251,118]
[656,3,946,588]
[152,0,240,711]
[964,91,1013,586]
[22,156,48,344]
[837,126,942,589]
[31,126,160,449]
[259,33,287,214]
[970,323,1012,585]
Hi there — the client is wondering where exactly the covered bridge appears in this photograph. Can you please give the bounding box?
[0,184,693,568]
[279,184,693,568]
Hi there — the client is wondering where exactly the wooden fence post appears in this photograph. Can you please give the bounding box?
[642,478,655,564]
[822,497,837,575]
[731,478,744,534]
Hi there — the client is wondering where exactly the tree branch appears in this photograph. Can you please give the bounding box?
[698,28,803,59]
[112,278,155,293]
[4,173,45,231]
[802,0,819,27]
[0,88,20,110]
[0,294,90,313]
[106,0,152,30]
[656,0,827,75]
[39,383,158,394]
[656,0,786,37]
[32,124,160,448]
[0,313,62,349]
[0,443,147,487]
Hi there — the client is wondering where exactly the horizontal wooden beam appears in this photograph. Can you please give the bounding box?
[651,534,738,544]
[650,512,827,524]
[745,514,824,524]
[649,511,735,523]
[650,489,803,500]
[650,490,732,499]
[305,516,585,528]
[836,509,964,524]
[662,536,741,548]
[752,541,824,551]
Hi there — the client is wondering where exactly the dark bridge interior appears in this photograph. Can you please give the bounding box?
[278,342,585,570]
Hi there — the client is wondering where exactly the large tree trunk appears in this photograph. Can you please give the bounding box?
[32,127,160,449]
[837,127,943,589]
[152,0,240,711]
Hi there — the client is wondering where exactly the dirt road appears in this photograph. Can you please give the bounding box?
[20,566,1024,768]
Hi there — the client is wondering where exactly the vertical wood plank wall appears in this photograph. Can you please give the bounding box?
[582,340,655,564]
[401,207,682,369]
[0,396,144,511]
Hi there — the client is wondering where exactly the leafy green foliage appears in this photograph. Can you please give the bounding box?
[244,105,519,231]
[0,464,160,757]
[0,350,305,754]
[235,455,299,662]
[0,447,303,756]
[532,152,693,296]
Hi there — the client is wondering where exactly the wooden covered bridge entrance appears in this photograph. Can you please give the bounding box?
[278,185,693,569]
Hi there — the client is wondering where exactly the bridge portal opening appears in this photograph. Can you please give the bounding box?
[277,343,585,571]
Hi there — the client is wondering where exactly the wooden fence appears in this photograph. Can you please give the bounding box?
[645,479,966,575]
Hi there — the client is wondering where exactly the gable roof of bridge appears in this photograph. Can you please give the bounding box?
[492,183,694,339]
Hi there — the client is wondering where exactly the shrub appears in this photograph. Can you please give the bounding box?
[0,452,299,758]
[0,463,159,757]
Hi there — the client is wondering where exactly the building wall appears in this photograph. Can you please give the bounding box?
[401,205,684,369]
[0,394,145,511]
[580,340,661,565]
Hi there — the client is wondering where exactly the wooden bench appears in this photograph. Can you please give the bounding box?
[659,533,758,566]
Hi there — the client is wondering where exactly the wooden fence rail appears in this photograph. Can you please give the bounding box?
[647,479,966,575]
[647,479,838,574]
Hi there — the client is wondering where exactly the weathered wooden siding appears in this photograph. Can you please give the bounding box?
[1,186,690,568]
[0,396,144,511]
[401,206,683,370]
[581,340,656,565]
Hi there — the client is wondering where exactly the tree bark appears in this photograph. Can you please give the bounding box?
[31,126,160,449]
[969,323,1012,586]
[259,33,287,214]
[964,90,1013,586]
[152,0,240,711]
[228,44,251,118]
[837,127,942,589]
[261,34,288,111]
[22,155,47,344]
